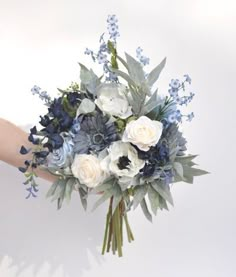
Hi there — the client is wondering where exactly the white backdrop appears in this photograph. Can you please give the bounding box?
[0,0,235,276]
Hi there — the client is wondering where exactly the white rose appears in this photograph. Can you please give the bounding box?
[71,154,104,188]
[101,141,145,181]
[122,116,163,151]
[95,83,132,119]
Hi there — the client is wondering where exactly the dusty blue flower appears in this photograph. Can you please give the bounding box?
[136,47,150,66]
[73,112,119,154]
[187,112,194,122]
[184,74,192,84]
[107,15,119,41]
[168,88,178,98]
[169,79,180,89]
[107,15,118,25]
[97,53,108,64]
[47,136,74,169]
[84,48,92,55]
[31,85,51,103]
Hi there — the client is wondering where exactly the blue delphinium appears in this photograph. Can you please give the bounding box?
[107,15,120,42]
[136,47,150,67]
[84,16,120,82]
[31,85,51,105]
[166,75,195,124]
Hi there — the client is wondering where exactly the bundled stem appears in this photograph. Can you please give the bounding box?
[102,197,134,257]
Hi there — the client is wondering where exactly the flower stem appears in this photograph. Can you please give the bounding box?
[102,197,134,256]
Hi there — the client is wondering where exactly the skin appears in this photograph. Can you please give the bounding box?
[0,118,57,182]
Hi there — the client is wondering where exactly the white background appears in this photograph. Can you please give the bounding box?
[0,0,235,276]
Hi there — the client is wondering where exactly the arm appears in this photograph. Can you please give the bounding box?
[0,118,57,182]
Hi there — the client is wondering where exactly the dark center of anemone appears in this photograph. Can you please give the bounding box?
[117,156,131,170]
[92,133,104,145]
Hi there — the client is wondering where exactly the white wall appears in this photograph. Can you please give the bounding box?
[0,0,235,276]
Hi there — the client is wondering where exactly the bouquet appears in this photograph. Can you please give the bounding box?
[19,15,208,257]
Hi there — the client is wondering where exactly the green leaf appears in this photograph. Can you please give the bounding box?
[147,57,166,87]
[117,55,129,71]
[141,90,158,115]
[140,198,152,222]
[151,181,174,206]
[147,185,160,215]
[125,52,146,85]
[112,68,136,87]
[158,196,169,211]
[79,63,99,94]
[78,187,88,210]
[175,155,198,165]
[184,167,209,177]
[111,186,122,215]
[92,178,115,193]
[133,185,148,210]
[111,55,118,69]
[57,180,67,209]
[173,162,184,179]
[50,179,67,202]
[92,189,114,211]
[107,40,116,55]
[46,179,60,198]
[77,98,95,115]
[65,178,75,204]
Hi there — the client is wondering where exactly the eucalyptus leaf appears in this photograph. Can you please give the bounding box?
[79,63,99,94]
[46,179,60,198]
[140,198,152,222]
[92,178,115,193]
[65,178,75,204]
[112,68,136,87]
[184,167,209,177]
[173,162,184,179]
[77,98,95,115]
[117,55,129,71]
[141,90,158,115]
[158,196,169,211]
[57,180,67,209]
[125,53,146,85]
[151,181,174,206]
[133,185,148,210]
[175,155,198,165]
[78,187,88,210]
[147,57,166,87]
[147,185,160,215]
[92,189,114,211]
[51,179,67,202]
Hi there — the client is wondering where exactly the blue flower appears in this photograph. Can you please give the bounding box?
[107,15,118,25]
[184,74,192,84]
[136,47,150,66]
[73,112,119,154]
[39,115,51,127]
[47,136,74,169]
[31,85,51,103]
[168,88,178,98]
[84,48,92,55]
[70,118,81,135]
[186,112,194,122]
[20,146,30,155]
[169,79,180,90]
[31,85,41,95]
[168,113,177,123]
[107,15,120,41]
[97,53,108,64]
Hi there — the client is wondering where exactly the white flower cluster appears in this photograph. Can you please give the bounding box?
[71,84,163,188]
